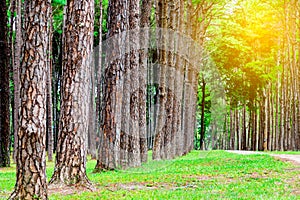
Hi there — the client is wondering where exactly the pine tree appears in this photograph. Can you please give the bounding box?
[9,0,51,198]
[50,0,94,187]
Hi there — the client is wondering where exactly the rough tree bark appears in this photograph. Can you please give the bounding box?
[95,0,127,170]
[164,0,178,159]
[128,0,141,167]
[50,0,94,186]
[11,0,22,163]
[9,0,51,198]
[0,0,10,168]
[120,4,130,168]
[153,0,168,160]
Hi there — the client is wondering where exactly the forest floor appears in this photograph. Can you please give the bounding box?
[1,150,300,199]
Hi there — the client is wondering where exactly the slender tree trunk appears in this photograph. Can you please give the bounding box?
[263,88,268,151]
[47,13,54,162]
[9,0,51,198]
[0,0,10,168]
[95,0,103,158]
[120,48,130,168]
[139,0,151,163]
[181,0,194,155]
[230,106,235,150]
[279,58,285,151]
[9,0,16,162]
[174,0,185,156]
[247,109,252,150]
[223,114,228,150]
[88,56,97,159]
[275,71,280,150]
[235,109,240,150]
[199,76,206,150]
[52,31,63,154]
[251,105,257,151]
[50,0,94,186]
[242,104,247,150]
[12,0,22,163]
[258,98,264,151]
[297,1,300,150]
[290,0,297,150]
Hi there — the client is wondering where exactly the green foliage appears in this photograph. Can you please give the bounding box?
[52,0,66,5]
[206,0,283,108]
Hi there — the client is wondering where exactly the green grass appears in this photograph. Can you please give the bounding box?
[1,151,300,199]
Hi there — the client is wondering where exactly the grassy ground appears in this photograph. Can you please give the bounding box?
[1,151,300,199]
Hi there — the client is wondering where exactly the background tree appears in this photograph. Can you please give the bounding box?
[203,0,300,152]
[152,0,168,160]
[47,1,54,162]
[10,0,22,163]
[0,0,10,168]
[139,0,152,163]
[95,0,128,170]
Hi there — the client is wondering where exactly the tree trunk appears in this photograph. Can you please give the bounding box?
[241,104,247,150]
[0,0,10,168]
[297,1,300,150]
[251,105,257,151]
[164,0,178,159]
[181,0,193,155]
[95,0,103,158]
[263,88,268,151]
[128,0,141,167]
[120,48,130,168]
[275,72,280,150]
[50,0,94,187]
[88,51,97,159]
[199,76,206,150]
[230,106,235,150]
[95,0,127,170]
[52,31,63,154]
[247,109,251,150]
[9,0,51,198]
[153,0,167,160]
[174,0,185,156]
[139,0,151,163]
[47,14,54,162]
[235,109,240,150]
[11,0,22,163]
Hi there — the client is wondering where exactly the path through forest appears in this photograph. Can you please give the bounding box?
[227,150,300,166]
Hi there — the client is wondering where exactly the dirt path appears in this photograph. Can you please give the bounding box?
[226,150,300,166]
